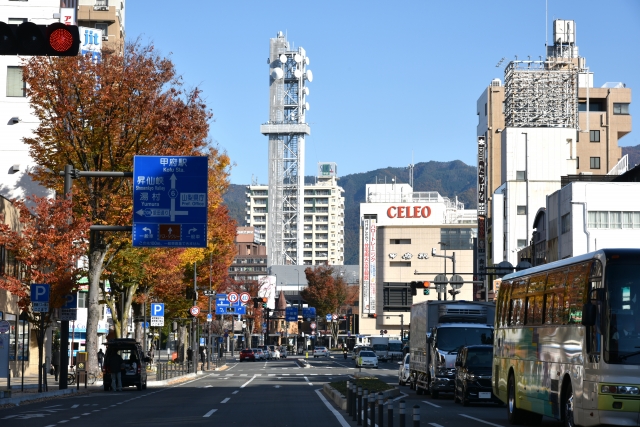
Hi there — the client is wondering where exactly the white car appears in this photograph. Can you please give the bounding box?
[356,350,378,368]
[313,346,330,357]
[398,353,410,385]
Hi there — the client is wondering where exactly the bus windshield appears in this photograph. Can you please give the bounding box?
[606,261,640,365]
[435,327,493,352]
[388,342,403,352]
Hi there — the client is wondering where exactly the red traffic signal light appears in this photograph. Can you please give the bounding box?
[0,22,80,56]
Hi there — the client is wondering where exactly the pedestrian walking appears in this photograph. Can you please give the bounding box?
[200,347,207,370]
[343,348,348,360]
[97,348,104,370]
[108,350,124,391]
[51,347,60,381]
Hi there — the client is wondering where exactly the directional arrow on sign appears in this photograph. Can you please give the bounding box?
[169,174,188,221]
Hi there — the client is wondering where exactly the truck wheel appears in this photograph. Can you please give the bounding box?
[507,373,524,425]
[562,381,576,427]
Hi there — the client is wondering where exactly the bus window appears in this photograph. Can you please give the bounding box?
[546,269,568,291]
[526,295,544,325]
[566,262,590,323]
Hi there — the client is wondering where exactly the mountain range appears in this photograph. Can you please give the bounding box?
[223,144,640,265]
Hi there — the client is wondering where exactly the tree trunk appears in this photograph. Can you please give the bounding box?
[86,240,108,375]
[133,303,143,343]
[177,325,187,363]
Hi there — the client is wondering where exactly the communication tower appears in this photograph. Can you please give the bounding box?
[260,32,313,265]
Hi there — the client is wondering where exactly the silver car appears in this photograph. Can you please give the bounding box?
[398,353,410,385]
[252,348,265,360]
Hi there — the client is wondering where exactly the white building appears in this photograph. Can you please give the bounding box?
[534,181,640,262]
[358,183,477,338]
[491,128,577,266]
[246,162,345,266]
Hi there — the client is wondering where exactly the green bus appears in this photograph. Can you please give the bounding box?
[493,249,640,426]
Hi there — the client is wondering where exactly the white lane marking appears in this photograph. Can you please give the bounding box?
[393,393,409,401]
[304,376,313,386]
[221,398,230,403]
[459,414,506,426]
[422,400,442,408]
[58,421,69,424]
[314,389,350,427]
[240,374,248,377]
[232,390,239,394]
[239,375,258,389]
[225,374,234,376]
[71,405,79,408]
[204,385,213,388]
[71,416,80,419]
[82,413,91,415]
[203,409,217,418]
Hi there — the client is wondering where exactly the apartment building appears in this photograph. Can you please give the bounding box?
[228,227,268,283]
[245,162,345,266]
[78,0,125,50]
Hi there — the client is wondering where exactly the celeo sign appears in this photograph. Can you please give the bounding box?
[386,206,432,219]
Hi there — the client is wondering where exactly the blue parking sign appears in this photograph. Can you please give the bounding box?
[151,303,164,317]
[31,284,50,313]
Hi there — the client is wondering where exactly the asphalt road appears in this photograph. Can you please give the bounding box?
[0,355,566,427]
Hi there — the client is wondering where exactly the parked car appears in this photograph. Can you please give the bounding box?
[352,346,373,360]
[454,345,501,406]
[252,348,265,360]
[356,350,378,368]
[313,346,330,357]
[261,346,272,359]
[240,348,255,362]
[398,353,410,385]
[103,338,149,391]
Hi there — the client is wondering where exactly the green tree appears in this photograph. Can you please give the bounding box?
[300,265,349,345]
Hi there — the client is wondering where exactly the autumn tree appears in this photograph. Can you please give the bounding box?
[301,265,350,345]
[22,41,233,373]
[0,196,88,391]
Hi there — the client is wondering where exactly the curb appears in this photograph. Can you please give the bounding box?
[1,388,81,406]
[322,383,400,411]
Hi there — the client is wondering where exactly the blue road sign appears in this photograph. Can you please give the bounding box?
[151,303,164,317]
[214,293,244,314]
[62,293,77,309]
[31,284,50,313]
[200,337,205,345]
[302,307,316,320]
[285,307,298,322]
[325,313,332,322]
[132,155,208,248]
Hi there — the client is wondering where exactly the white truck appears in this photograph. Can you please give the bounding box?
[409,300,494,398]
[387,339,404,361]
[370,336,390,361]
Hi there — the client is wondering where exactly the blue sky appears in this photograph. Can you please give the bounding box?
[127,1,640,185]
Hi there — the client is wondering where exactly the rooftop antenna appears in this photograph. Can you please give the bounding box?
[545,0,548,48]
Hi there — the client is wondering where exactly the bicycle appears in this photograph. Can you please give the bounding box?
[67,365,97,385]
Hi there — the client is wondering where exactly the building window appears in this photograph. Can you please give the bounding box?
[439,228,473,250]
[95,23,109,39]
[517,206,526,215]
[610,211,622,229]
[389,261,411,267]
[516,171,526,181]
[517,239,527,249]
[590,157,601,169]
[561,213,571,234]
[78,292,88,308]
[484,103,487,116]
[383,283,412,312]
[613,103,630,115]
[590,130,600,142]
[7,66,26,97]
[576,157,579,169]
[390,239,411,244]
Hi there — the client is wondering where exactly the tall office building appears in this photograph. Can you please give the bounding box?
[246,162,345,266]
[260,32,313,265]
[476,19,632,283]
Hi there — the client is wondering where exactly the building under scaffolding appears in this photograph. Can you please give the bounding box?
[260,32,313,265]
[504,19,580,129]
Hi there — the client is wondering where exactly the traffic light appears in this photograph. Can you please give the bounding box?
[0,22,80,56]
[410,281,430,296]
[261,297,268,309]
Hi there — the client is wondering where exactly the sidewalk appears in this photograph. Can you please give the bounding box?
[0,356,234,408]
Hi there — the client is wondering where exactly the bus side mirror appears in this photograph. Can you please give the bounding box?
[582,302,596,326]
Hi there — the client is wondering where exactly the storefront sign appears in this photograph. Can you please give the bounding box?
[386,206,431,219]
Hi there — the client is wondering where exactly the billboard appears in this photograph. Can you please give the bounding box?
[79,26,102,63]
[362,219,370,314]
[317,162,337,178]
[369,220,377,313]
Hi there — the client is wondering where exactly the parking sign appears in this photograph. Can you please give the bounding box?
[151,303,165,317]
[31,284,50,313]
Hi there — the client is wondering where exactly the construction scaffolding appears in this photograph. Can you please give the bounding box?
[504,60,578,129]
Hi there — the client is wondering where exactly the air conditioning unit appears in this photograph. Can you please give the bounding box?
[102,35,109,41]
[94,6,109,11]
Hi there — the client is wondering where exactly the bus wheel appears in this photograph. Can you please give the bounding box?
[563,382,576,427]
[507,373,524,425]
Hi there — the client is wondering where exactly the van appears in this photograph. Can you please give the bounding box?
[103,339,149,391]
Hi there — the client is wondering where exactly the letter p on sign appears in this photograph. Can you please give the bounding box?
[151,303,164,317]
